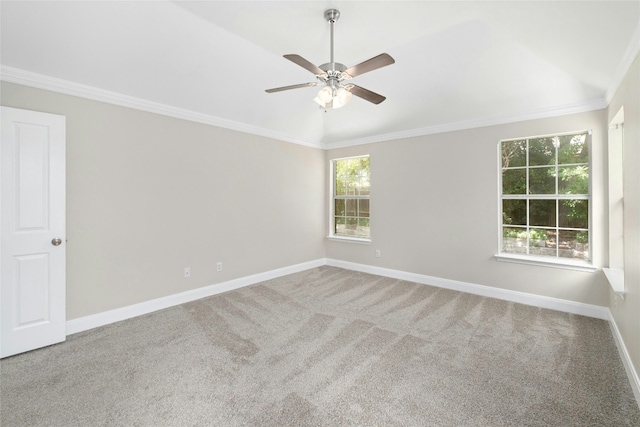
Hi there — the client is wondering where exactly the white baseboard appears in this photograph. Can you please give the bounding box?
[325,259,610,320]
[608,311,640,407]
[66,259,325,335]
[69,257,610,336]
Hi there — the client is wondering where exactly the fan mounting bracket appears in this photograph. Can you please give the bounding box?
[324,9,340,23]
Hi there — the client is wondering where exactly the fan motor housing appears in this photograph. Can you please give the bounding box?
[319,63,347,73]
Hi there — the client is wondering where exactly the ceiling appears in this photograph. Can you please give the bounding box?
[1,1,639,148]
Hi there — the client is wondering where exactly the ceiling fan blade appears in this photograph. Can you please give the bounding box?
[347,84,386,105]
[265,82,319,93]
[343,53,395,78]
[283,54,326,76]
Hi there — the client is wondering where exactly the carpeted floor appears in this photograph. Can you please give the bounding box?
[1,266,639,426]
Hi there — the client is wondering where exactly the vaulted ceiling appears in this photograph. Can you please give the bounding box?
[1,1,638,148]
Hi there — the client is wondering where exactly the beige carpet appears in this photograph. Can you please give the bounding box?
[2,266,639,426]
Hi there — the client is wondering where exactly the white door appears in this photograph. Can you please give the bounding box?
[1,106,66,358]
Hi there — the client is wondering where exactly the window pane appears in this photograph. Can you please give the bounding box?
[558,230,589,260]
[335,177,346,196]
[359,199,370,217]
[346,199,357,216]
[357,219,370,237]
[558,133,588,164]
[338,164,349,176]
[502,227,527,254]
[358,177,370,196]
[359,158,370,195]
[559,200,588,229]
[529,199,556,227]
[502,199,526,225]
[502,140,526,168]
[358,156,370,170]
[558,165,589,195]
[348,158,360,174]
[529,137,556,166]
[337,217,362,237]
[529,167,555,194]
[336,217,370,238]
[502,169,526,194]
[528,228,556,257]
[335,199,345,216]
[346,176,358,195]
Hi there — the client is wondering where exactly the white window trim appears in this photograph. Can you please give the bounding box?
[328,154,371,243]
[495,253,596,272]
[605,108,625,296]
[326,235,372,244]
[496,130,593,270]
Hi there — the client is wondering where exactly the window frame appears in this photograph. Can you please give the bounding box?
[328,154,371,244]
[495,130,595,272]
[604,108,625,293]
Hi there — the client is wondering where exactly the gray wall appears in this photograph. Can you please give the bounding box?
[325,109,609,307]
[1,82,326,319]
[608,54,640,384]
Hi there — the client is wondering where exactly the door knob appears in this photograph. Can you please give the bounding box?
[51,238,63,246]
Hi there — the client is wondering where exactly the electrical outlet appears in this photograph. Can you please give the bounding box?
[217,262,222,272]
[375,250,381,258]
[184,267,191,278]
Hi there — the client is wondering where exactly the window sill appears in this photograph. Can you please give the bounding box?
[326,235,371,244]
[603,267,625,296]
[495,253,596,272]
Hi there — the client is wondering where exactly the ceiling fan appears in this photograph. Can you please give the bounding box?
[265,9,395,109]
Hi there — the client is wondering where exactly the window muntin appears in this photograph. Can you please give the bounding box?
[331,156,370,239]
[500,132,590,261]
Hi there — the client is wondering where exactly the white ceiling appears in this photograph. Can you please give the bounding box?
[1,1,639,148]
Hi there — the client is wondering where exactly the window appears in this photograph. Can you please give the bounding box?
[331,155,370,240]
[499,131,591,263]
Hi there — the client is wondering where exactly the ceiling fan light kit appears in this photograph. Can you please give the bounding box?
[314,85,352,109]
[265,9,395,110]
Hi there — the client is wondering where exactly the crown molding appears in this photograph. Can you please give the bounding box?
[605,20,640,104]
[2,65,610,151]
[0,66,323,150]
[323,97,608,149]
